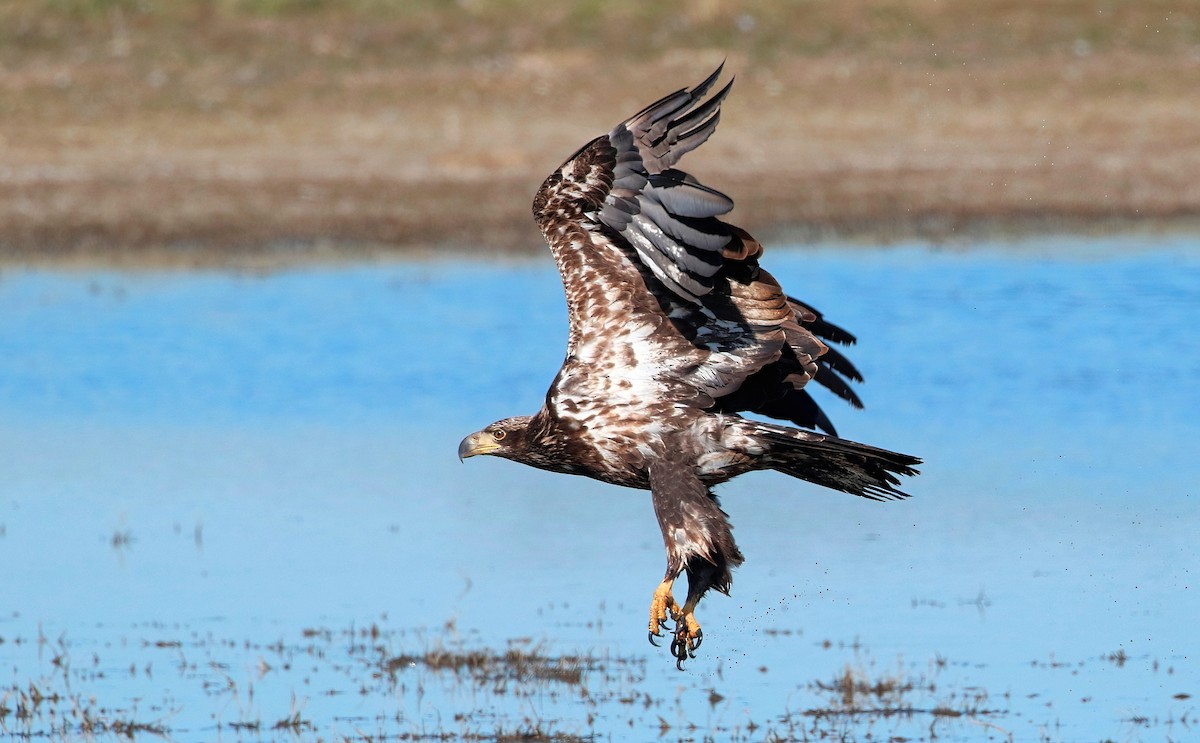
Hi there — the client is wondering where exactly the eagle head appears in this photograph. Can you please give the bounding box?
[457,416,536,462]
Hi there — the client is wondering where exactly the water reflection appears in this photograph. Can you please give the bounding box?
[1,237,1198,740]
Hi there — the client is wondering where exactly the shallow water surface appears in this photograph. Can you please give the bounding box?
[2,237,1198,741]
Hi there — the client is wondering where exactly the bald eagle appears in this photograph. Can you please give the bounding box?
[458,66,920,669]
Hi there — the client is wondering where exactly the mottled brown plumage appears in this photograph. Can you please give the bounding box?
[459,66,920,668]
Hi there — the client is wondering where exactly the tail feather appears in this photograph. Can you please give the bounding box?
[750,423,921,501]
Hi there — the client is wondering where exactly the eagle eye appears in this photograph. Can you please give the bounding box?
[492,429,507,441]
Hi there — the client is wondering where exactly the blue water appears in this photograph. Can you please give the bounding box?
[1,236,1197,741]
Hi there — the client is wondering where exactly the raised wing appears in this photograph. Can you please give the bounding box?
[597,65,735,302]
[532,66,863,432]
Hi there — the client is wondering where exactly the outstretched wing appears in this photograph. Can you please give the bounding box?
[532,66,861,429]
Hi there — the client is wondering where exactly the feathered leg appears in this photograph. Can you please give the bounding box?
[648,460,744,669]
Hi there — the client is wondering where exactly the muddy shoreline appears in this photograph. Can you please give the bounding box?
[3,3,1199,266]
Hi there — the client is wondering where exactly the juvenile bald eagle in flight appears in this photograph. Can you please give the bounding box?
[459,65,920,669]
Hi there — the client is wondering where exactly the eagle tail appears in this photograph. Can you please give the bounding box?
[748,423,921,502]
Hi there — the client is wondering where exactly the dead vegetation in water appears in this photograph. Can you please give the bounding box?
[807,662,998,719]
[2,616,1195,741]
[0,679,171,740]
[0,620,631,741]
[744,657,1009,742]
[381,645,589,687]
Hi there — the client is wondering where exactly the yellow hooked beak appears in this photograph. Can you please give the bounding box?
[458,431,500,461]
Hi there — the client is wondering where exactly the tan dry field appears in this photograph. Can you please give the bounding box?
[2,1,1199,266]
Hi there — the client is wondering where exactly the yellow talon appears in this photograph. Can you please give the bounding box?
[647,579,681,642]
[649,582,705,668]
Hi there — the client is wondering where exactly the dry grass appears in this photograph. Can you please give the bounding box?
[3,1,1199,265]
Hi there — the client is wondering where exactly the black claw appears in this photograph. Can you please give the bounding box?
[692,628,703,651]
[648,630,661,647]
[670,629,692,668]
